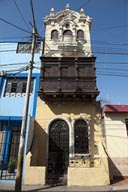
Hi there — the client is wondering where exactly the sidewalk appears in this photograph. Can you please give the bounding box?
[0,180,128,192]
[0,184,112,192]
[112,179,128,191]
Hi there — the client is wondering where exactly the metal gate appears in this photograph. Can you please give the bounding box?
[0,119,21,180]
[47,119,69,184]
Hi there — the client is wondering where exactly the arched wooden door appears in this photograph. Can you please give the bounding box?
[47,119,69,183]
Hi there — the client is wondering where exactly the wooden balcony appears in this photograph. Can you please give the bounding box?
[39,57,99,100]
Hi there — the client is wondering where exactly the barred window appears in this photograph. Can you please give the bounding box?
[4,78,34,97]
[0,120,21,180]
[74,119,89,154]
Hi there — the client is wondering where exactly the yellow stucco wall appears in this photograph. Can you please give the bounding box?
[24,152,46,185]
[23,98,110,186]
[68,158,110,186]
[68,142,110,186]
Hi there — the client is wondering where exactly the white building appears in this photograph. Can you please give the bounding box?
[102,105,128,181]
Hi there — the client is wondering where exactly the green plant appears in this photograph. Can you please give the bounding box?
[8,157,17,173]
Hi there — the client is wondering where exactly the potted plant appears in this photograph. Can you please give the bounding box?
[8,157,17,173]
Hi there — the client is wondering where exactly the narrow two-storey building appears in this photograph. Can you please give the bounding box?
[24,4,110,186]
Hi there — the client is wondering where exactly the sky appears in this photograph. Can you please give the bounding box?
[0,0,128,105]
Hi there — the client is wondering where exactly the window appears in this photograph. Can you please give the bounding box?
[17,42,41,53]
[74,119,89,154]
[125,119,128,136]
[0,120,21,180]
[51,30,58,40]
[11,83,17,93]
[63,30,72,36]
[77,30,84,40]
[4,78,34,97]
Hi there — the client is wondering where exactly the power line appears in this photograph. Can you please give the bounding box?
[0,18,31,34]
[93,47,128,54]
[96,61,128,65]
[1,61,128,68]
[13,0,31,31]
[0,66,30,77]
[1,35,128,46]
[93,50,128,56]
[97,67,128,72]
[3,66,29,73]
[92,40,128,46]
[0,61,40,67]
[1,47,128,56]
[66,4,128,33]
[2,42,128,51]
[92,24,128,31]
[96,72,128,78]
[38,36,128,48]
[0,49,16,52]
[0,37,30,40]
[76,0,91,11]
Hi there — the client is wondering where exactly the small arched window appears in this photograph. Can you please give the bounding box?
[63,30,73,42]
[63,30,72,36]
[77,30,84,40]
[51,30,58,40]
[74,119,89,154]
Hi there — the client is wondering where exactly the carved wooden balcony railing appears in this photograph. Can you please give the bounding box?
[39,57,99,100]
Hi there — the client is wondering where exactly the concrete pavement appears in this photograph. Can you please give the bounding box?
[0,180,128,191]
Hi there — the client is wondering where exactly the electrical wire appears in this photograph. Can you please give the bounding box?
[92,24,128,31]
[0,18,31,34]
[96,72,128,78]
[37,37,128,48]
[1,61,128,67]
[76,0,91,11]
[1,35,128,46]
[96,61,128,65]
[0,37,30,40]
[0,61,40,67]
[1,2,128,78]
[2,46,128,56]
[13,0,31,31]
[93,50,128,56]
[4,67,28,73]
[0,65,29,77]
[96,67,128,72]
[0,47,127,55]
[92,40,128,46]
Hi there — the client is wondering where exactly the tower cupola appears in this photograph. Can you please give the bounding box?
[43,4,92,57]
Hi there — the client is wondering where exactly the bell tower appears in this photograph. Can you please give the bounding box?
[33,4,110,186]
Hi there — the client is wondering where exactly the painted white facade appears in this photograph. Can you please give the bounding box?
[43,4,92,57]
[103,105,128,179]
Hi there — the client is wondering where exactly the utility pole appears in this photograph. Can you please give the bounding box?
[15,0,37,191]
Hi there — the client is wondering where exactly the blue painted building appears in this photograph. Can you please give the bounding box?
[0,42,41,181]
